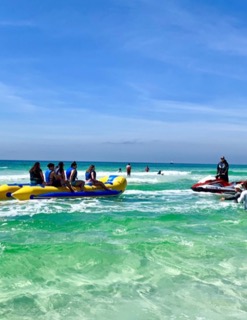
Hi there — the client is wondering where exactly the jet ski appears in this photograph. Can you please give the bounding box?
[191,175,242,195]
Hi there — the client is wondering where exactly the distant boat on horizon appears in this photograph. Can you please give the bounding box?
[170,161,174,164]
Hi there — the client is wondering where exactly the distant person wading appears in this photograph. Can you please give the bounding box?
[126,163,131,176]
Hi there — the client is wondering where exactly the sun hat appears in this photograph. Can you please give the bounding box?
[235,183,244,191]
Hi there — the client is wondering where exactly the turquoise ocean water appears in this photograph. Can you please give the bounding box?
[1,160,247,320]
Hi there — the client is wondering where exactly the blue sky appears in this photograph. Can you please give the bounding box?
[1,0,247,164]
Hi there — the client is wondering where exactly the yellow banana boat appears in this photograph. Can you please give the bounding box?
[0,183,29,200]
[11,175,127,201]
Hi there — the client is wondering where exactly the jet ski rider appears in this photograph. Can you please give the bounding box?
[216,156,229,182]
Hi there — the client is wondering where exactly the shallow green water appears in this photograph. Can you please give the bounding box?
[0,161,247,319]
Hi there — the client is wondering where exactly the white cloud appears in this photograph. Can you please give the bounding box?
[0,20,35,27]
[0,82,40,113]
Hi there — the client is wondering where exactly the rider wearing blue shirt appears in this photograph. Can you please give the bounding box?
[66,161,85,191]
[85,164,109,190]
[45,163,62,187]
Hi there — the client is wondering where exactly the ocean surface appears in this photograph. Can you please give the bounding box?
[0,160,247,320]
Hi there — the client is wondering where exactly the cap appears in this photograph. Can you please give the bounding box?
[47,163,55,168]
[221,156,225,160]
[71,161,77,167]
[235,183,244,191]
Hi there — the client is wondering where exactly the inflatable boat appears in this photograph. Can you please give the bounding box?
[0,183,29,200]
[1,175,127,201]
[191,176,241,195]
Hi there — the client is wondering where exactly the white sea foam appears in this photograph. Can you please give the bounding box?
[126,189,191,195]
[222,220,240,224]
[127,170,190,176]
[0,243,5,255]
[0,197,105,217]
[180,239,194,247]
[0,174,29,184]
[0,169,194,185]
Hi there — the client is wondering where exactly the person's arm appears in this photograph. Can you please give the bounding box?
[216,163,220,175]
[237,190,247,203]
[51,169,58,183]
[221,192,240,201]
[69,169,75,183]
[91,171,96,181]
[223,163,229,174]
[61,170,66,182]
[40,170,46,185]
[47,171,55,185]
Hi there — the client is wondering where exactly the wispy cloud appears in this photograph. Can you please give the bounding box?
[120,0,247,81]
[0,20,35,27]
[143,98,247,118]
[0,82,40,113]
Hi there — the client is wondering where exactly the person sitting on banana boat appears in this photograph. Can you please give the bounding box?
[45,163,74,192]
[66,161,85,191]
[55,162,74,192]
[85,164,109,191]
[29,162,45,186]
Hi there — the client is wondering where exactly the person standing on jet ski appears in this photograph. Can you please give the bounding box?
[216,156,229,182]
